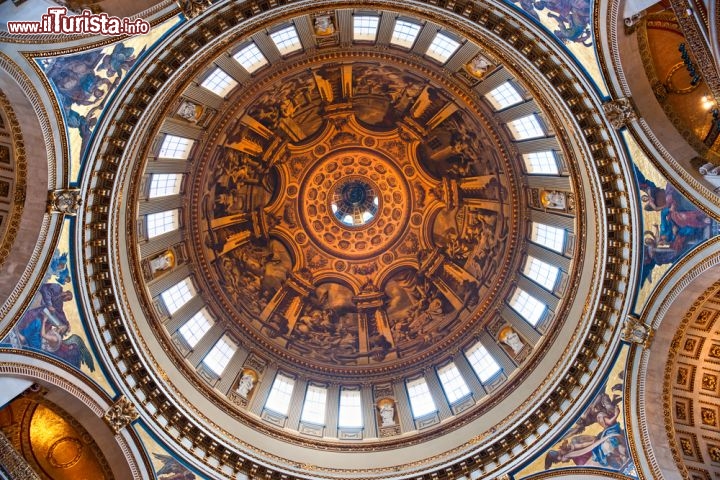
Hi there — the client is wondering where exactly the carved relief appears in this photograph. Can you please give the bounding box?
[103,396,139,433]
[176,0,211,19]
[48,189,81,216]
[621,314,653,348]
[602,97,637,129]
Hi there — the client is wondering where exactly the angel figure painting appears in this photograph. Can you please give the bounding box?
[2,249,95,373]
[154,453,196,480]
[539,347,635,477]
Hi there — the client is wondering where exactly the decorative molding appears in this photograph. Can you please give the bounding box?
[0,354,151,479]
[632,238,720,480]
[76,0,634,478]
[0,429,42,480]
[0,88,27,270]
[0,0,178,44]
[602,97,638,129]
[48,189,81,216]
[176,0,212,19]
[669,0,720,107]
[621,314,654,348]
[103,395,140,433]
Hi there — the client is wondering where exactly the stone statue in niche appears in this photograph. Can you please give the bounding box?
[377,398,396,427]
[465,54,493,79]
[540,190,567,210]
[149,250,175,275]
[314,14,335,36]
[176,100,201,122]
[499,326,525,355]
[236,369,257,399]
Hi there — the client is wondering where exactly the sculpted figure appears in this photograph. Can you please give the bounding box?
[237,371,256,398]
[314,15,335,36]
[378,400,395,427]
[499,326,525,355]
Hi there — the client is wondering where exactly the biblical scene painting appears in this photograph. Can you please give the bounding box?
[624,131,719,312]
[504,0,607,93]
[37,16,180,181]
[515,345,638,478]
[137,425,200,480]
[1,219,111,392]
[196,60,513,368]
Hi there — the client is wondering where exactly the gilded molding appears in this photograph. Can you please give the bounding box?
[0,1,178,44]
[0,88,27,270]
[635,15,718,163]
[0,52,60,336]
[0,353,151,480]
[77,0,634,478]
[632,239,720,480]
[103,395,140,433]
[662,278,720,479]
[603,97,638,129]
[668,0,720,107]
[600,0,720,220]
[0,429,42,480]
[621,314,654,348]
[48,188,81,216]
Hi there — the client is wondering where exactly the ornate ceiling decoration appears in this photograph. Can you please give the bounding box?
[0,387,114,480]
[189,55,518,377]
[666,280,720,479]
[75,0,635,478]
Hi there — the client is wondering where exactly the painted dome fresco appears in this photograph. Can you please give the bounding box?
[188,55,519,377]
[6,0,720,478]
[70,0,632,477]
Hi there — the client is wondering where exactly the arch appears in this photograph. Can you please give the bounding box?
[596,0,720,215]
[0,60,58,334]
[0,351,152,480]
[631,236,720,479]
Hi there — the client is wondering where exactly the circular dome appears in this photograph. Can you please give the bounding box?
[186,52,519,380]
[78,1,634,478]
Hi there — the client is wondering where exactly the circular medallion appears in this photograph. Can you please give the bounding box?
[298,149,411,259]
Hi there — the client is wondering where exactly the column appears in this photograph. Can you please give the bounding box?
[444,41,480,72]
[361,385,377,438]
[163,296,204,334]
[138,194,182,215]
[326,384,340,436]
[410,21,439,54]
[218,347,249,395]
[425,369,452,420]
[187,323,223,367]
[249,365,277,415]
[495,99,539,123]
[147,264,192,298]
[472,68,513,96]
[286,379,307,429]
[392,380,415,432]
